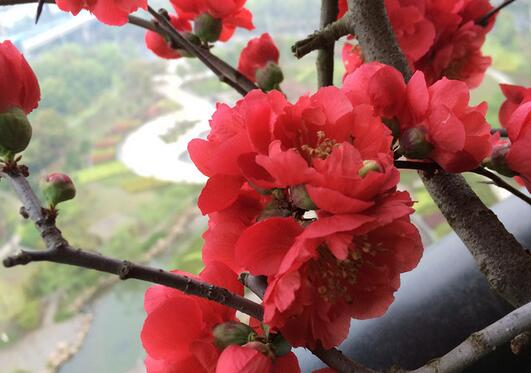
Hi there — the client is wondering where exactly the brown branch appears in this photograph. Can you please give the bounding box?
[394,160,531,206]
[292,15,350,59]
[0,169,263,320]
[409,301,531,373]
[240,273,377,373]
[348,0,531,308]
[317,0,339,87]
[476,0,516,27]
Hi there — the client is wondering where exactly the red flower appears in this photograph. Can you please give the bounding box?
[170,0,254,42]
[503,102,531,192]
[236,214,422,349]
[55,0,147,26]
[238,33,280,82]
[399,70,492,172]
[141,262,243,372]
[0,41,40,114]
[384,0,435,62]
[216,344,300,373]
[499,84,531,128]
[341,42,363,79]
[337,0,348,18]
[145,15,192,59]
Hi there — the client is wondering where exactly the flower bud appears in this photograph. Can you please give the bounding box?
[194,13,222,43]
[399,127,433,159]
[42,173,76,208]
[0,107,32,158]
[358,160,383,178]
[483,143,516,177]
[289,185,317,210]
[255,62,284,92]
[213,321,255,349]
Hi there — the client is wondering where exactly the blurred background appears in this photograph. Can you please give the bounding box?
[0,1,529,372]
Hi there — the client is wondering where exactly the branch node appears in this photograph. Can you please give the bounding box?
[511,330,531,356]
[19,206,29,219]
[119,260,134,280]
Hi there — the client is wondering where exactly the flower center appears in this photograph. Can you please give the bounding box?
[300,131,338,161]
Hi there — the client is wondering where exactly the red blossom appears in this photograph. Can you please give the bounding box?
[0,41,40,114]
[215,344,300,373]
[144,15,192,59]
[141,262,243,372]
[55,0,147,26]
[238,33,280,82]
[503,102,531,192]
[341,42,363,79]
[499,84,531,128]
[170,0,254,42]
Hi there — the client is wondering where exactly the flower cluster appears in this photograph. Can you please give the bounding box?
[188,69,425,349]
[339,0,495,88]
[142,262,301,372]
[484,84,531,192]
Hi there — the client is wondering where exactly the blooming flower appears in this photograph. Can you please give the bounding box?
[170,0,254,42]
[498,84,531,128]
[216,344,300,373]
[0,41,40,114]
[141,262,243,372]
[145,15,192,59]
[55,0,147,26]
[238,33,282,90]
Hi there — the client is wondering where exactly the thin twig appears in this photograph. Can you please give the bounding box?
[240,273,377,373]
[316,0,339,87]
[0,169,263,320]
[394,160,531,206]
[409,301,531,373]
[292,15,351,59]
[476,0,516,27]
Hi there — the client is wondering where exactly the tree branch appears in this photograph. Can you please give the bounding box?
[0,169,263,320]
[394,160,531,206]
[409,301,531,373]
[476,0,516,27]
[292,15,351,59]
[316,0,339,87]
[348,0,531,308]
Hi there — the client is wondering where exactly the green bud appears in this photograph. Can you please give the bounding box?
[289,185,317,210]
[213,321,255,349]
[256,62,284,92]
[483,143,516,177]
[0,107,32,158]
[270,333,292,357]
[399,127,433,159]
[358,160,383,178]
[42,173,76,208]
[194,13,222,43]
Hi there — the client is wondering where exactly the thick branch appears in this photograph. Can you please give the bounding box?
[292,15,350,59]
[349,0,531,308]
[0,170,263,320]
[410,301,531,373]
[316,0,339,87]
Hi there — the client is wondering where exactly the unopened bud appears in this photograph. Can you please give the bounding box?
[0,107,32,158]
[42,173,76,208]
[483,143,515,177]
[194,13,222,43]
[358,160,383,177]
[270,333,292,357]
[289,185,317,210]
[399,127,433,159]
[256,62,284,92]
[213,321,255,349]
